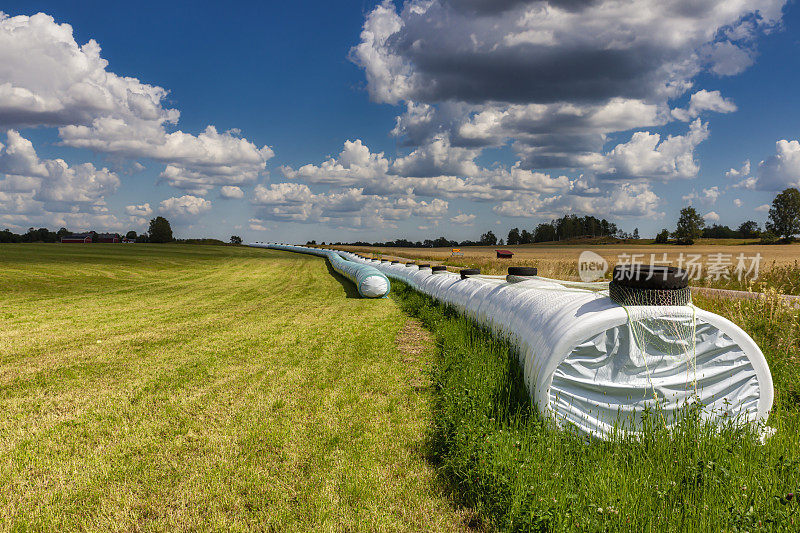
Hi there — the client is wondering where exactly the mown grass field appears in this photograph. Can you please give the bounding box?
[0,244,472,532]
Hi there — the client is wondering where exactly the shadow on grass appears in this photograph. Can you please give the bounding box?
[391,280,536,531]
[325,260,361,299]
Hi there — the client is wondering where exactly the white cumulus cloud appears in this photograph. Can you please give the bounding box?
[672,90,737,122]
[220,186,244,199]
[125,203,153,217]
[0,12,273,196]
[596,120,710,181]
[0,130,120,219]
[756,139,800,191]
[450,213,476,225]
[159,195,212,218]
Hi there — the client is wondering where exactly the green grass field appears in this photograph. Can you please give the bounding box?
[2,244,799,531]
[0,244,471,532]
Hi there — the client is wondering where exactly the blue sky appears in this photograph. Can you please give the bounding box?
[0,1,798,242]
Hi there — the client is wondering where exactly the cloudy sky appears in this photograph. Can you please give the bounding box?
[1,0,799,241]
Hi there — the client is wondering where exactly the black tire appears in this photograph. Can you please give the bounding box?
[609,282,691,306]
[460,268,480,279]
[612,264,688,289]
[391,260,400,264]
[418,263,431,268]
[431,265,447,272]
[406,262,416,266]
[508,266,538,276]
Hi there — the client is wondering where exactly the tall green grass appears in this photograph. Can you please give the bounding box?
[699,261,800,296]
[392,282,800,532]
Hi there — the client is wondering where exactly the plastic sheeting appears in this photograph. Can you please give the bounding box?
[334,250,773,438]
[248,243,390,298]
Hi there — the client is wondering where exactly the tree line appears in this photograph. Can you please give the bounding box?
[663,187,800,244]
[320,215,622,248]
[0,216,176,244]
[506,215,621,244]
[325,189,800,248]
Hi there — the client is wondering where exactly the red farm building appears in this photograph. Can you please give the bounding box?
[96,233,120,243]
[495,249,514,259]
[61,234,92,243]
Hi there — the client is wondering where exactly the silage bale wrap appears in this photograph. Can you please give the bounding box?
[339,251,774,439]
[248,244,390,298]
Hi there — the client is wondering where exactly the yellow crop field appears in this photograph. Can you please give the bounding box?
[338,242,800,294]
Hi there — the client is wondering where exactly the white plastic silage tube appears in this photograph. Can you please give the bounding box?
[342,251,773,439]
[247,243,390,298]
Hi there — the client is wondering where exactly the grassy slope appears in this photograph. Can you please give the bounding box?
[391,281,800,532]
[0,244,467,532]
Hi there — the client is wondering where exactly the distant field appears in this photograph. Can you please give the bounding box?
[0,244,470,531]
[339,242,800,294]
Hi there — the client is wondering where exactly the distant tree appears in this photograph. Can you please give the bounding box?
[37,227,58,242]
[654,228,670,244]
[534,223,556,242]
[148,217,173,243]
[498,238,504,245]
[57,227,70,239]
[702,224,737,239]
[520,229,533,244]
[632,228,640,240]
[507,228,520,245]
[479,230,497,246]
[736,220,760,238]
[230,235,242,245]
[760,231,779,244]
[766,187,800,241]
[431,236,455,247]
[673,206,705,244]
[125,230,138,240]
[0,229,19,243]
[22,227,36,243]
